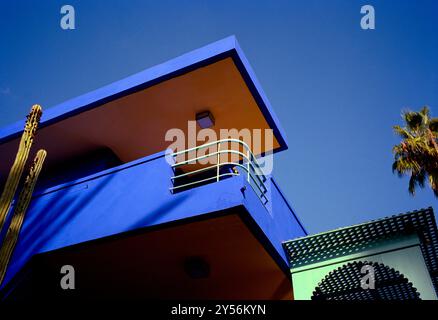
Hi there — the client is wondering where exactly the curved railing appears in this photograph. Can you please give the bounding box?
[169,139,268,205]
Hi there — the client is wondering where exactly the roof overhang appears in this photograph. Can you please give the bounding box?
[283,207,438,294]
[0,36,288,179]
[2,208,293,300]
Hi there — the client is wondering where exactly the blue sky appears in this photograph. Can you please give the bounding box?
[0,0,437,233]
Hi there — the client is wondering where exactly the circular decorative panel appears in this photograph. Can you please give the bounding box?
[312,261,421,300]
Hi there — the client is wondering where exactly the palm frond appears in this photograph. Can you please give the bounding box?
[403,110,423,131]
[392,106,438,198]
[393,125,411,139]
[408,175,416,195]
[428,118,438,135]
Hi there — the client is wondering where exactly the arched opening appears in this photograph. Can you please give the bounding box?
[312,261,421,300]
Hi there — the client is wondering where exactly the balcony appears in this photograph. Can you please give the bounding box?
[1,142,306,299]
[169,138,269,206]
[0,36,306,299]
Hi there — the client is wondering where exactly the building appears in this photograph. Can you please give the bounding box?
[0,36,307,300]
[1,36,436,301]
[283,207,438,300]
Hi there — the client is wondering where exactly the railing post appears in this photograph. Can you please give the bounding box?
[169,139,268,206]
[217,141,220,182]
[247,149,250,183]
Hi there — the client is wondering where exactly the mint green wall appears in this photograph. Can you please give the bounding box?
[291,234,437,300]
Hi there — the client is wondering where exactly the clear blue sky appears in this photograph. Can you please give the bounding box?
[0,0,437,233]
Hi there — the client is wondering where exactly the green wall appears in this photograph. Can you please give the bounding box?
[291,234,437,300]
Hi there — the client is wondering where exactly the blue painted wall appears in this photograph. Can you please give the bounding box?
[242,176,307,264]
[1,151,306,288]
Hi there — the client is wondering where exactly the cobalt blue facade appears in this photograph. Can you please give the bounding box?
[1,148,306,289]
[0,36,307,296]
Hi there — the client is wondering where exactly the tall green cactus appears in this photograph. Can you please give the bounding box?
[0,150,47,285]
[0,105,42,234]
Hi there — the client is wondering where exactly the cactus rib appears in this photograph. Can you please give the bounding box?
[0,149,47,285]
[0,105,42,234]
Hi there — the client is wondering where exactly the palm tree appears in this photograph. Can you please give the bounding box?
[392,106,438,197]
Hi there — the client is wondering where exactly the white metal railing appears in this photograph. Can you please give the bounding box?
[169,139,268,205]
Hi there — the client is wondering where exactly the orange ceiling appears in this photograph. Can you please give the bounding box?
[8,211,292,300]
[0,57,280,179]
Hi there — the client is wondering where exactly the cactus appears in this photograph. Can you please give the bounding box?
[0,105,42,234]
[0,150,47,285]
